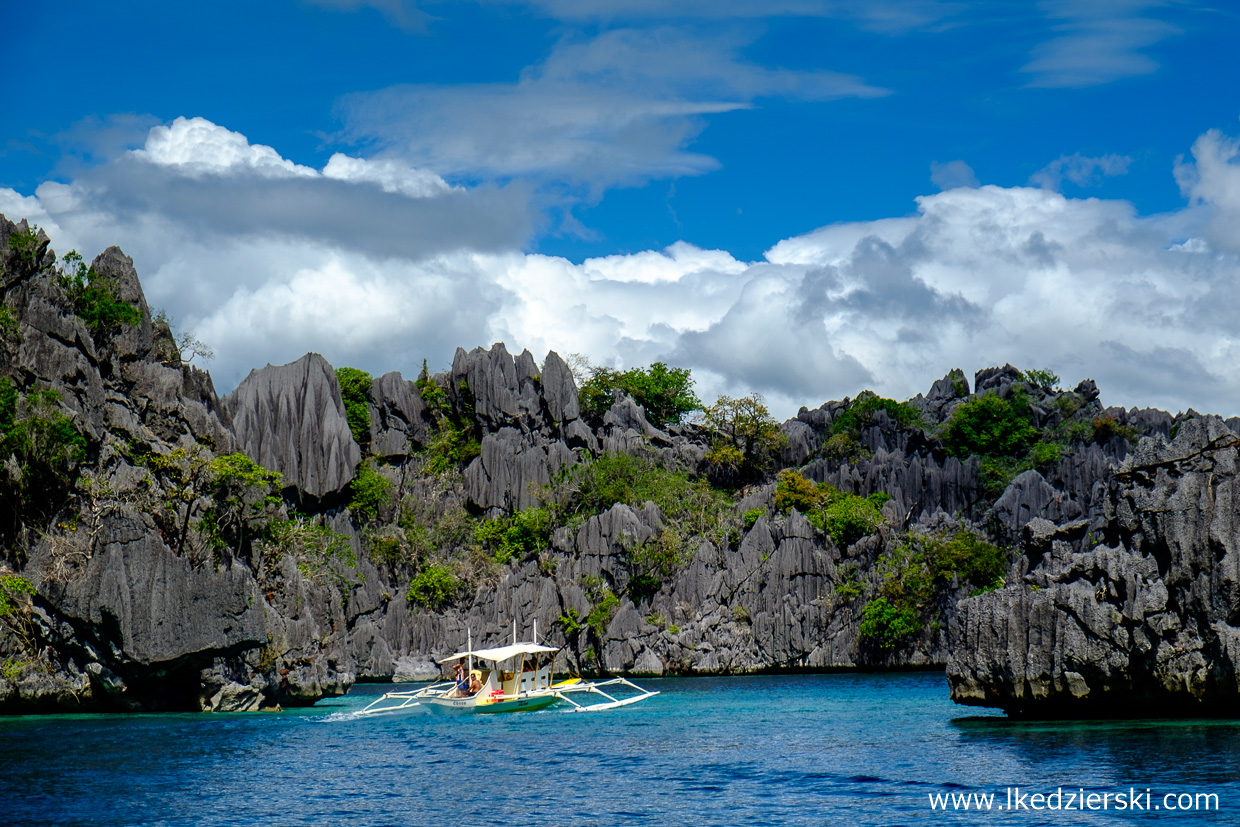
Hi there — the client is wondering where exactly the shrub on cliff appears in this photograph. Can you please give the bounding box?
[860,529,1006,650]
[416,360,480,473]
[860,597,922,650]
[406,563,462,610]
[144,449,284,565]
[942,392,1037,460]
[0,572,37,658]
[348,459,393,521]
[555,452,735,548]
[577,361,701,427]
[832,392,922,437]
[335,367,372,450]
[550,452,737,598]
[201,453,283,555]
[0,382,87,530]
[55,251,142,339]
[774,470,888,548]
[941,390,1055,498]
[475,506,552,564]
[702,393,787,487]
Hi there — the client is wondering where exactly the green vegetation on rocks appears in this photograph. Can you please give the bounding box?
[348,459,393,521]
[334,367,372,450]
[416,360,480,473]
[0,381,87,530]
[832,392,922,437]
[860,530,1006,650]
[577,361,701,427]
[406,563,463,610]
[475,507,552,564]
[774,470,888,548]
[55,251,142,339]
[702,393,787,486]
[554,452,737,553]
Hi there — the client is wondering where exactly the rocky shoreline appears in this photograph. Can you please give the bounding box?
[2,213,1238,717]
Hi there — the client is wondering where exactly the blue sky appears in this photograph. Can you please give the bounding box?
[3,1,1240,417]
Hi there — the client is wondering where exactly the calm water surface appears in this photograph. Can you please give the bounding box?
[3,672,1238,825]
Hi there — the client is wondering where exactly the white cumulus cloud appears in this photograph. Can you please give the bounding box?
[133,117,319,179]
[3,117,1240,421]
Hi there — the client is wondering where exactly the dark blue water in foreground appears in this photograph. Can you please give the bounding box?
[3,672,1238,825]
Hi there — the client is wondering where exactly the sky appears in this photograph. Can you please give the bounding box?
[2,0,1239,419]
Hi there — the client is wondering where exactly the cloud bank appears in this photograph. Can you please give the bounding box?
[3,116,1239,420]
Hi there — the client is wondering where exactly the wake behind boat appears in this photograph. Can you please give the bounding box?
[357,625,658,716]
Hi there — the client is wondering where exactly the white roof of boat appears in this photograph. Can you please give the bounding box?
[437,642,559,664]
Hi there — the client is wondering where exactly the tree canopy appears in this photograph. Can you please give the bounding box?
[577,361,701,428]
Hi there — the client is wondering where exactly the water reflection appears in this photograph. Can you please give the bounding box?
[951,716,1240,786]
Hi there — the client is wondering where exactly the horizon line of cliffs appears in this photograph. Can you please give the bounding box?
[1,213,1239,718]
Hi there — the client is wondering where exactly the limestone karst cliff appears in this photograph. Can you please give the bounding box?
[2,214,1237,716]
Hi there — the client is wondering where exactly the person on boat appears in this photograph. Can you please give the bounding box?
[467,671,483,696]
[450,660,468,698]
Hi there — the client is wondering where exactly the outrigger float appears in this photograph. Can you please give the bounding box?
[357,624,658,716]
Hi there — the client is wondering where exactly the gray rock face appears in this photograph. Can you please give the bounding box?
[451,343,542,431]
[0,216,354,713]
[466,427,577,513]
[223,353,361,504]
[368,371,431,459]
[91,247,155,362]
[948,417,1240,716]
[909,368,969,422]
[540,351,580,425]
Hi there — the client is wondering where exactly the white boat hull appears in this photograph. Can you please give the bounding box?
[419,692,560,715]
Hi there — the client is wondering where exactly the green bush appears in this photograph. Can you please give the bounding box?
[414,360,449,414]
[261,514,357,589]
[415,361,481,473]
[201,452,283,553]
[556,607,584,637]
[860,597,924,650]
[942,392,1038,460]
[773,469,823,513]
[0,383,88,524]
[702,393,787,486]
[368,532,407,567]
[406,563,462,609]
[577,361,701,427]
[475,506,552,563]
[335,367,372,449]
[820,494,885,548]
[55,251,142,338]
[586,590,620,637]
[774,470,886,548]
[1022,368,1060,391]
[832,392,922,436]
[832,561,864,601]
[628,529,684,599]
[859,530,1007,650]
[823,432,867,462]
[348,460,393,521]
[923,530,1006,589]
[742,508,765,530]
[555,452,736,554]
[0,573,36,619]
[7,225,43,264]
[0,306,17,338]
[551,452,737,597]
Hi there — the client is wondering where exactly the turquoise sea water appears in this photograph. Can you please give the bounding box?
[3,672,1238,825]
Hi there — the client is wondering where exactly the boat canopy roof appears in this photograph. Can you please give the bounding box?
[437,642,558,664]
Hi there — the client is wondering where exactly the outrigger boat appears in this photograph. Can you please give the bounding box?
[357,623,658,716]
